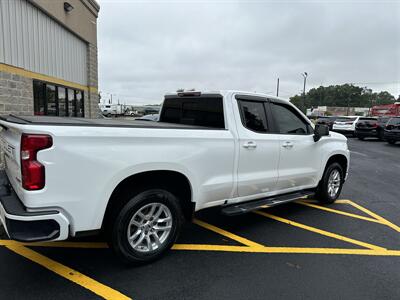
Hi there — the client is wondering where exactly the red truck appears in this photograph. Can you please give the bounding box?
[371,103,400,117]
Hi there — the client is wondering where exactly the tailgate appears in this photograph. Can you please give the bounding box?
[0,121,22,191]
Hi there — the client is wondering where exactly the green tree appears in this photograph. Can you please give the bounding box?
[290,84,396,112]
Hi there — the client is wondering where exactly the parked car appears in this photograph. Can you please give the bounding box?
[0,90,350,264]
[332,116,360,136]
[355,116,389,140]
[316,116,338,130]
[135,114,159,121]
[384,116,400,145]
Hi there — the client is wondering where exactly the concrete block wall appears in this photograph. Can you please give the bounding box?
[0,71,34,116]
[86,43,100,118]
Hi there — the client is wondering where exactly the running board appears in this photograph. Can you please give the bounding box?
[221,190,315,216]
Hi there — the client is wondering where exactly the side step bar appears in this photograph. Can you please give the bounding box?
[221,190,315,216]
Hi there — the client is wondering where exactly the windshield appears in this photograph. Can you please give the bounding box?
[388,117,400,126]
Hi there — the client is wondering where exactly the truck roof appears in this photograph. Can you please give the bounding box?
[165,90,290,103]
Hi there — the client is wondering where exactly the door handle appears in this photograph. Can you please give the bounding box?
[243,141,257,149]
[282,141,294,149]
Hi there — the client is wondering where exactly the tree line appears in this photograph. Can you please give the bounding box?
[290,84,398,112]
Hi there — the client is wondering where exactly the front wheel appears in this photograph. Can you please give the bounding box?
[315,162,344,204]
[388,140,396,145]
[108,189,182,265]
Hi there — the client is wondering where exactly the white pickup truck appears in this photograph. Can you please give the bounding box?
[0,90,350,264]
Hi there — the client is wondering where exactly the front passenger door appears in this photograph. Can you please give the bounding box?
[269,102,321,192]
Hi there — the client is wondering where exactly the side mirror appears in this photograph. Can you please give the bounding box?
[314,124,329,142]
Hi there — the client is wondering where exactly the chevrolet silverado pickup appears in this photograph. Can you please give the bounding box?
[0,90,350,264]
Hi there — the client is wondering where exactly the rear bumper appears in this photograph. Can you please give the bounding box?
[384,131,400,141]
[0,171,69,242]
[355,129,379,138]
[332,128,354,134]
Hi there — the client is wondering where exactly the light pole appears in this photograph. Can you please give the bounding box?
[276,78,280,97]
[301,72,308,111]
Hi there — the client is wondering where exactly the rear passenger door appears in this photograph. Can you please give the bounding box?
[269,101,321,191]
[235,96,280,199]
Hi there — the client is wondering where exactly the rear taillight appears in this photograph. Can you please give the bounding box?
[20,134,53,190]
[372,122,378,128]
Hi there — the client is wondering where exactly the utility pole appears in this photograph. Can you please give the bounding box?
[276,78,280,97]
[301,72,308,111]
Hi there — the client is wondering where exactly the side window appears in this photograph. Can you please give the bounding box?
[271,103,309,135]
[238,100,268,133]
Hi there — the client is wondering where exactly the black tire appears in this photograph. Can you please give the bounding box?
[357,136,364,141]
[108,189,183,265]
[388,140,396,145]
[315,162,344,204]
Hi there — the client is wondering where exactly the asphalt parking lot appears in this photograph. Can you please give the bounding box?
[0,138,399,300]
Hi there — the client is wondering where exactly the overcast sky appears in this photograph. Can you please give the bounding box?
[97,0,400,105]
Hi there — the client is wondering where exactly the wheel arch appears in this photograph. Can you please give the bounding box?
[322,153,349,181]
[102,170,194,230]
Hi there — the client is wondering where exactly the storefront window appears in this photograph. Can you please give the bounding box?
[58,87,67,117]
[68,88,76,117]
[76,91,84,117]
[46,85,56,116]
[33,80,84,117]
[33,81,45,116]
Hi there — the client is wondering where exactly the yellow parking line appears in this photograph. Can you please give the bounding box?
[297,201,382,223]
[172,244,400,256]
[257,247,400,256]
[5,244,131,300]
[193,218,264,249]
[334,199,351,204]
[172,244,257,252]
[346,200,400,233]
[254,211,386,251]
[1,240,399,257]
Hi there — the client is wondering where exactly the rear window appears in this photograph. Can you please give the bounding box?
[378,117,390,122]
[159,96,225,128]
[336,117,357,122]
[388,117,400,125]
[359,117,377,121]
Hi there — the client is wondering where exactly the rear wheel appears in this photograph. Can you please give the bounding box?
[108,189,182,265]
[315,162,344,204]
[388,140,396,145]
[357,136,364,140]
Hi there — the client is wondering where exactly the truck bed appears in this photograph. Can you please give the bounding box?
[0,115,219,130]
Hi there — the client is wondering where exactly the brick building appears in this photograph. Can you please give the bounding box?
[0,0,100,118]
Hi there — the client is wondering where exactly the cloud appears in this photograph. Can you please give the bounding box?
[97,0,400,104]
